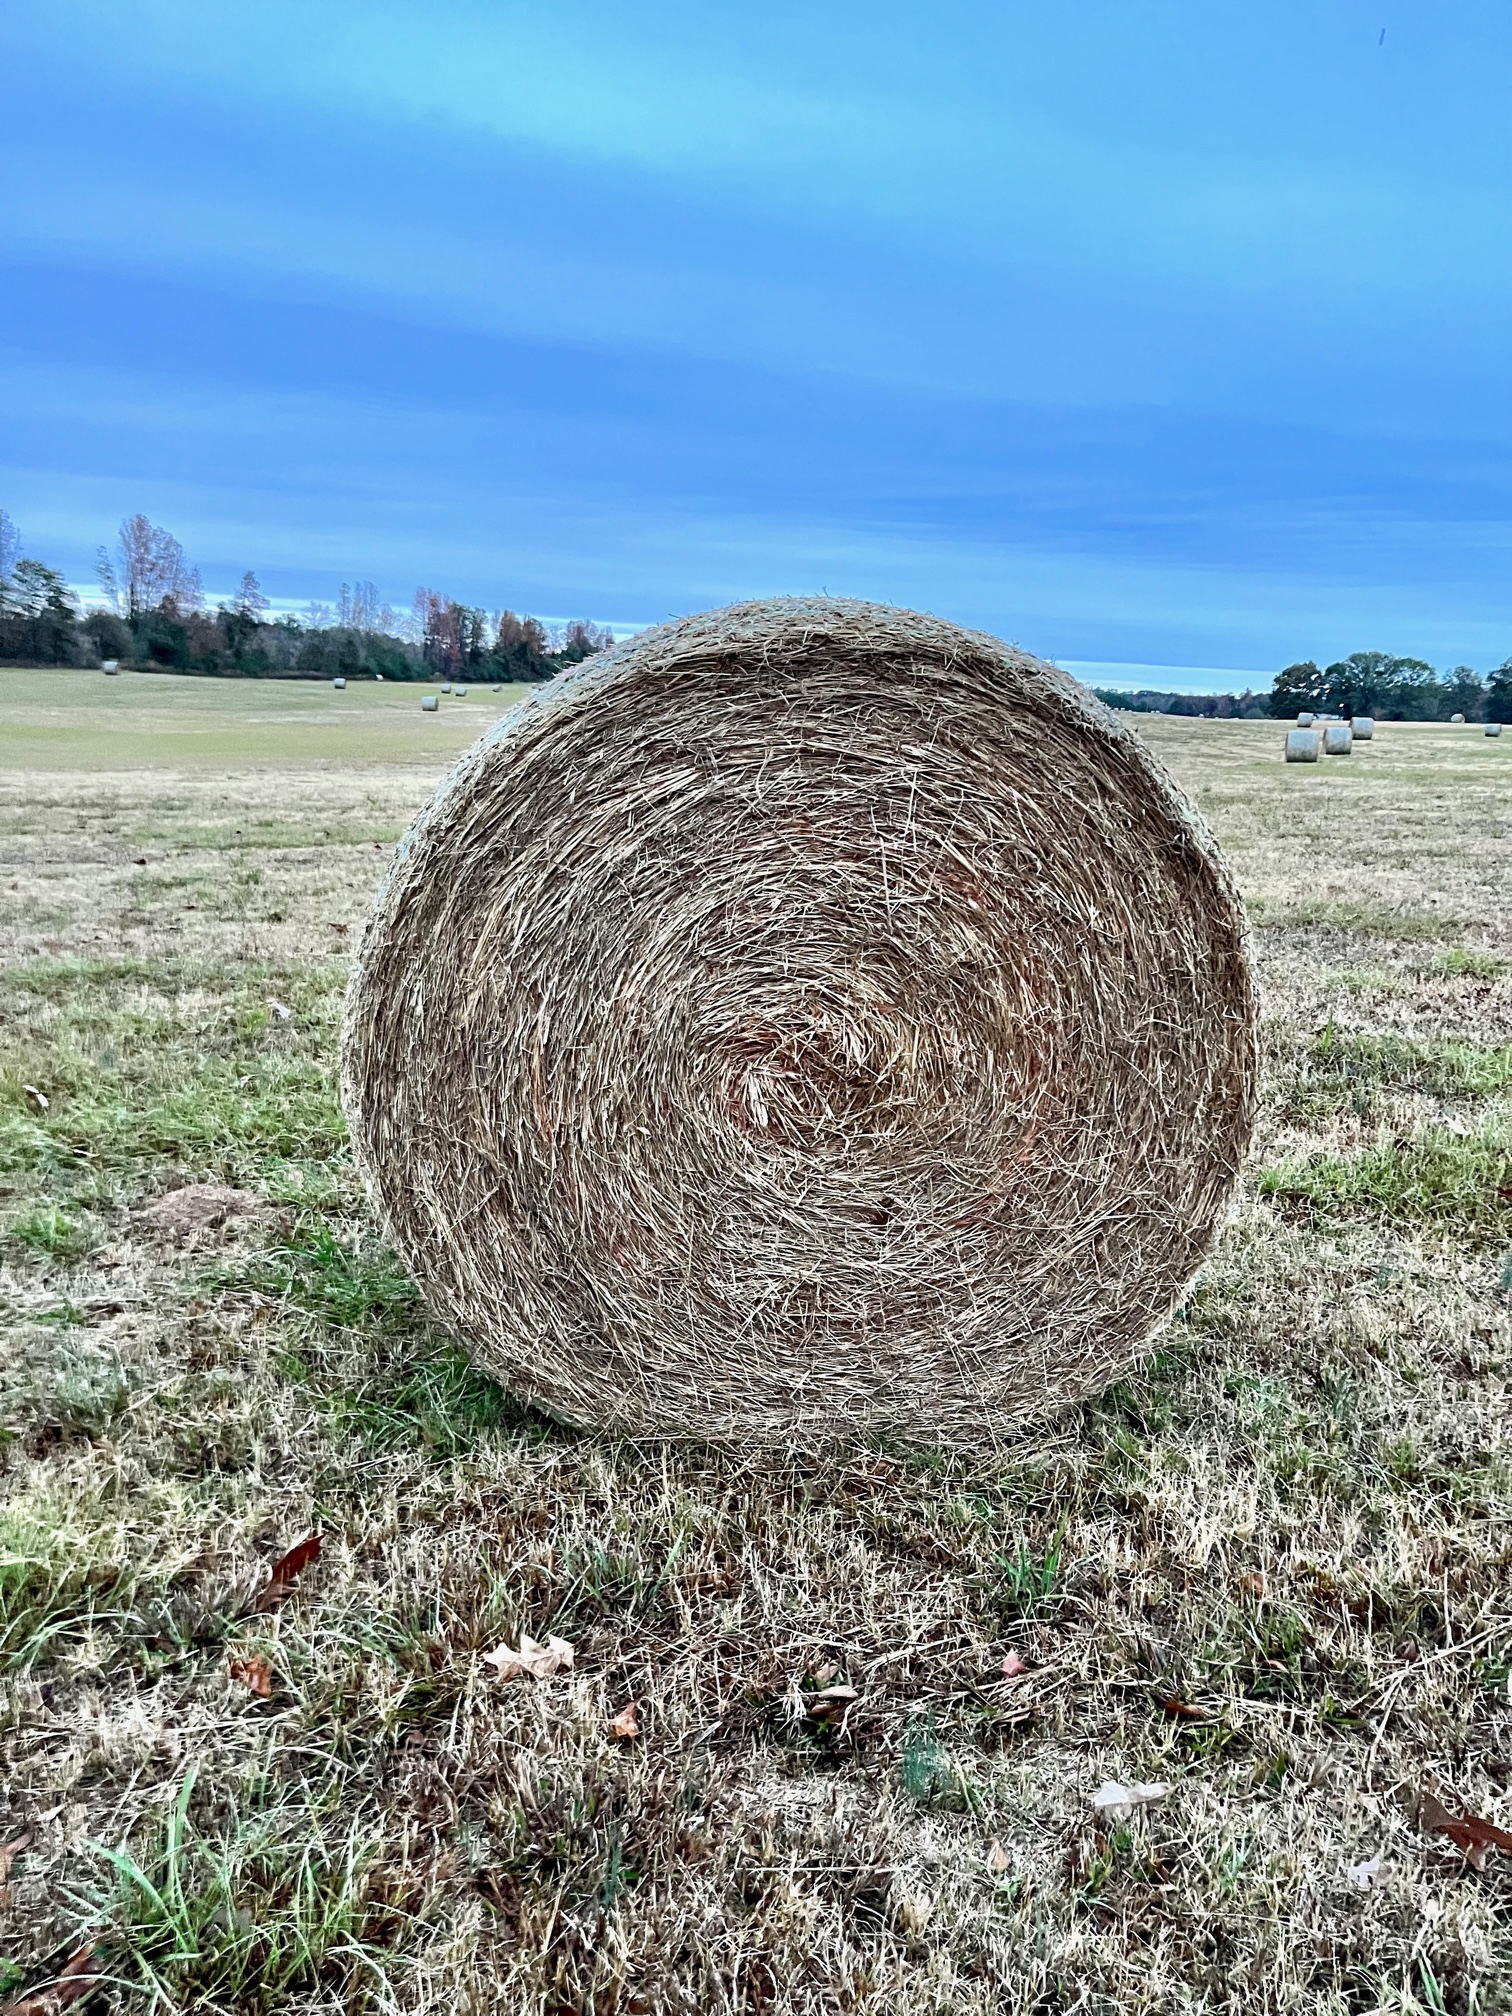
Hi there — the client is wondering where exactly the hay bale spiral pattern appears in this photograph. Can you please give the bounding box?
[343,599,1256,1443]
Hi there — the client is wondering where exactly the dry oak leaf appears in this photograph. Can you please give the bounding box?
[229,1652,273,1697]
[483,1633,575,1681]
[254,1532,322,1613]
[987,1838,1012,1874]
[1420,1790,1512,1870]
[1001,1650,1029,1679]
[609,1701,641,1740]
[1091,1780,1169,1822]
[0,1946,102,2014]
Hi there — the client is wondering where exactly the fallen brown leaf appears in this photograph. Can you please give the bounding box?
[807,1684,860,1721]
[1420,1790,1512,1869]
[987,1838,1011,1874]
[254,1532,322,1613]
[483,1633,575,1680]
[1001,1650,1029,1679]
[609,1701,640,1739]
[1157,1694,1206,1721]
[0,1828,33,1906]
[229,1652,273,1697]
[0,1945,102,2014]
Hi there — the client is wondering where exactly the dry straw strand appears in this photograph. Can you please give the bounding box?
[342,597,1258,1445]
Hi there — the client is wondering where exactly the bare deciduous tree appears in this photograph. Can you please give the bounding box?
[0,508,19,588]
[94,544,122,613]
[116,514,202,617]
[234,570,269,620]
[336,579,382,631]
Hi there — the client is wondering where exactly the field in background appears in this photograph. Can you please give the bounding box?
[1,667,533,770]
[1,675,1510,2013]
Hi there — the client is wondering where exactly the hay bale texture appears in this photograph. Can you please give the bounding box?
[342,597,1257,1444]
[1285,728,1321,763]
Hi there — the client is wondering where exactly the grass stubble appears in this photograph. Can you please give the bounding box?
[0,699,1509,2013]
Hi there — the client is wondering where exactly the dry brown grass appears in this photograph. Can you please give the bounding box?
[1,699,1510,2014]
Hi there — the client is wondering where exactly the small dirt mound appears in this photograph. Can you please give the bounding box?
[142,1185,266,1240]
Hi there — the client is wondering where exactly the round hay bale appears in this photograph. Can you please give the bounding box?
[1350,715,1374,740]
[1488,722,1504,738]
[1451,712,1466,724]
[1323,723,1353,755]
[342,597,1258,1444]
[441,683,453,695]
[1285,727,1321,762]
[1296,711,1315,728]
[333,677,347,689]
[421,694,439,713]
[101,659,120,674]
[456,686,468,698]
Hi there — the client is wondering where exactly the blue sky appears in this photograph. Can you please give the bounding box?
[2,1,1509,688]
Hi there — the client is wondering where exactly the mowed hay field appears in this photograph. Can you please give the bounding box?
[1,669,1510,2015]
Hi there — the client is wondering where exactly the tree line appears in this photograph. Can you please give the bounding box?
[1268,652,1511,723]
[0,510,612,682]
[1093,687,1271,719]
[1095,653,1512,723]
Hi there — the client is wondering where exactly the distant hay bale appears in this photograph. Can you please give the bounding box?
[421,695,439,713]
[456,687,468,698]
[1285,728,1321,763]
[1296,711,1316,727]
[1351,716,1374,740]
[1488,723,1504,738]
[1323,723,1353,756]
[101,659,120,675]
[342,597,1258,1445]
[333,677,346,689]
[441,683,453,694]
[1451,712,1466,724]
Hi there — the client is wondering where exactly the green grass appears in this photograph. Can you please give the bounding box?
[1302,1028,1512,1097]
[1260,1116,1512,1241]
[1,1200,96,1261]
[86,1772,398,2012]
[1435,946,1508,979]
[0,957,349,1207]
[1277,1026,1512,1124]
